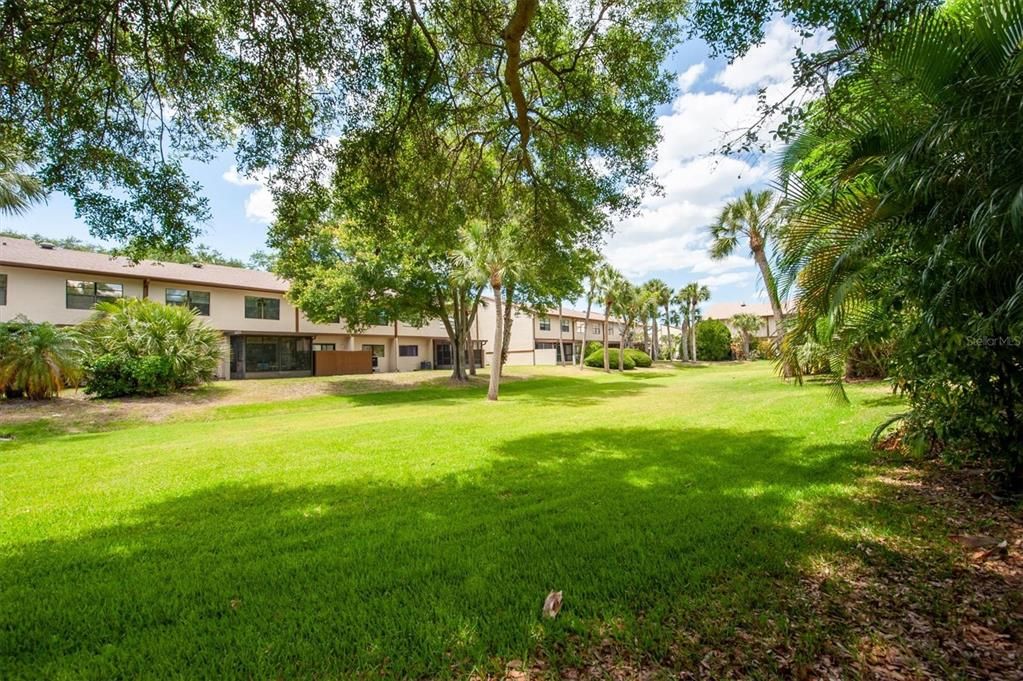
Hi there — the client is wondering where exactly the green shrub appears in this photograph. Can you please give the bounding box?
[695,320,732,361]
[584,348,635,370]
[584,340,603,357]
[85,354,176,398]
[0,317,82,399]
[80,298,222,395]
[624,348,652,367]
[755,338,776,360]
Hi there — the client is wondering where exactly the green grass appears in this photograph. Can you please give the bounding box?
[0,363,927,678]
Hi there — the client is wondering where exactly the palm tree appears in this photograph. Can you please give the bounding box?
[0,319,82,399]
[731,313,761,359]
[611,280,642,372]
[709,190,786,352]
[452,220,519,400]
[596,265,625,372]
[679,282,710,361]
[577,257,604,370]
[643,279,670,360]
[672,290,689,361]
[0,142,46,216]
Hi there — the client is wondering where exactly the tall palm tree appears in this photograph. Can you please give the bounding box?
[577,257,604,370]
[611,280,644,372]
[672,290,689,361]
[643,279,670,360]
[709,189,786,349]
[0,142,45,216]
[679,282,710,361]
[453,220,519,400]
[596,265,625,372]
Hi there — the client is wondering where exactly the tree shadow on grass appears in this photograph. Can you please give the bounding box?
[0,426,909,679]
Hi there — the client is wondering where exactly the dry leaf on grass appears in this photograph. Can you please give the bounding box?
[542,591,563,618]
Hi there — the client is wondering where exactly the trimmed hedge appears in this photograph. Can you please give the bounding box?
[584,348,635,370]
[695,320,732,361]
[625,348,652,367]
[85,354,176,398]
[584,340,603,357]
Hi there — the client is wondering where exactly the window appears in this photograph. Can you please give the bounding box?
[312,343,335,351]
[0,273,6,306]
[66,280,123,309]
[166,288,210,316]
[362,344,385,357]
[592,324,601,335]
[561,319,570,333]
[244,336,312,373]
[575,321,585,334]
[245,296,280,320]
[539,316,551,331]
[399,345,419,357]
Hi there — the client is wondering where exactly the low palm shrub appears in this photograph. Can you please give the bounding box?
[0,318,83,399]
[584,349,635,370]
[80,299,222,397]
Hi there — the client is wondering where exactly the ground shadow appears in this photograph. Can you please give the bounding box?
[0,424,911,679]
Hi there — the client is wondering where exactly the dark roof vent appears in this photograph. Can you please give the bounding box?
[39,242,56,250]
[191,262,203,268]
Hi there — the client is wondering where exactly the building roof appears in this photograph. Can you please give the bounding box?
[0,236,288,292]
[704,300,792,320]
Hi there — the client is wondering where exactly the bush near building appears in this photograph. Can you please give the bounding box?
[584,348,635,370]
[80,299,222,397]
[695,320,732,361]
[0,318,82,399]
[625,348,652,367]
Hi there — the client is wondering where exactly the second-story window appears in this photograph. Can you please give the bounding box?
[245,296,280,320]
[66,280,123,310]
[539,317,551,331]
[592,324,601,335]
[166,289,210,316]
[0,273,6,306]
[561,319,570,333]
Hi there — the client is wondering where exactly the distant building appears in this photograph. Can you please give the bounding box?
[704,301,792,338]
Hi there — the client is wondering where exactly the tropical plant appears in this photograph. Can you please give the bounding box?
[0,143,45,216]
[731,313,762,359]
[0,318,82,399]
[695,319,732,361]
[79,299,222,395]
[709,190,788,360]
[644,278,671,360]
[679,283,710,360]
[577,258,605,370]
[595,265,626,372]
[776,0,1023,487]
[584,348,635,370]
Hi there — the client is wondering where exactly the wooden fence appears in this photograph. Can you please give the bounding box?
[314,350,373,376]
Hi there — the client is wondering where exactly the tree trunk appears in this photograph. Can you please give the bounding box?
[557,302,565,366]
[651,316,659,360]
[664,304,672,361]
[489,282,504,401]
[743,333,750,358]
[618,322,626,372]
[680,321,689,361]
[690,304,698,361]
[466,310,476,376]
[579,295,592,370]
[642,314,649,357]
[500,282,515,376]
[752,245,790,376]
[602,308,610,372]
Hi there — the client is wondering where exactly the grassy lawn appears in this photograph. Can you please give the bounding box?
[0,363,987,678]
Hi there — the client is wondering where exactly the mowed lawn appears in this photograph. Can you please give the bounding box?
[1,364,927,678]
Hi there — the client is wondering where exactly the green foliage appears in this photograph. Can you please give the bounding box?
[696,320,732,361]
[777,0,1023,486]
[585,349,635,370]
[755,338,776,361]
[80,299,221,395]
[584,340,604,357]
[625,348,652,367]
[0,317,82,399]
[0,142,45,216]
[86,354,176,398]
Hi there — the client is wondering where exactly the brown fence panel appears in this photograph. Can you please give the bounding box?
[314,350,373,376]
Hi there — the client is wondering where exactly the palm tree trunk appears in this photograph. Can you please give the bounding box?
[690,303,698,361]
[602,309,610,372]
[500,282,515,376]
[664,304,672,360]
[466,309,476,376]
[557,302,565,366]
[617,323,625,372]
[488,282,504,401]
[642,314,649,356]
[752,245,790,376]
[579,295,592,370]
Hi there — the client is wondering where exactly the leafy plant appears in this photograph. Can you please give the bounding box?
[695,320,732,361]
[625,349,652,368]
[585,349,635,370]
[0,318,82,399]
[80,299,221,395]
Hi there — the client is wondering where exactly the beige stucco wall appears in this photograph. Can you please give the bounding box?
[476,299,535,365]
[0,266,145,324]
[147,279,299,334]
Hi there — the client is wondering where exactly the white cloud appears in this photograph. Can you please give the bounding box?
[602,19,828,296]
[677,62,706,92]
[223,166,275,224]
[715,20,829,92]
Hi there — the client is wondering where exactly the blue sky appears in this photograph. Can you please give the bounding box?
[1,20,822,306]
